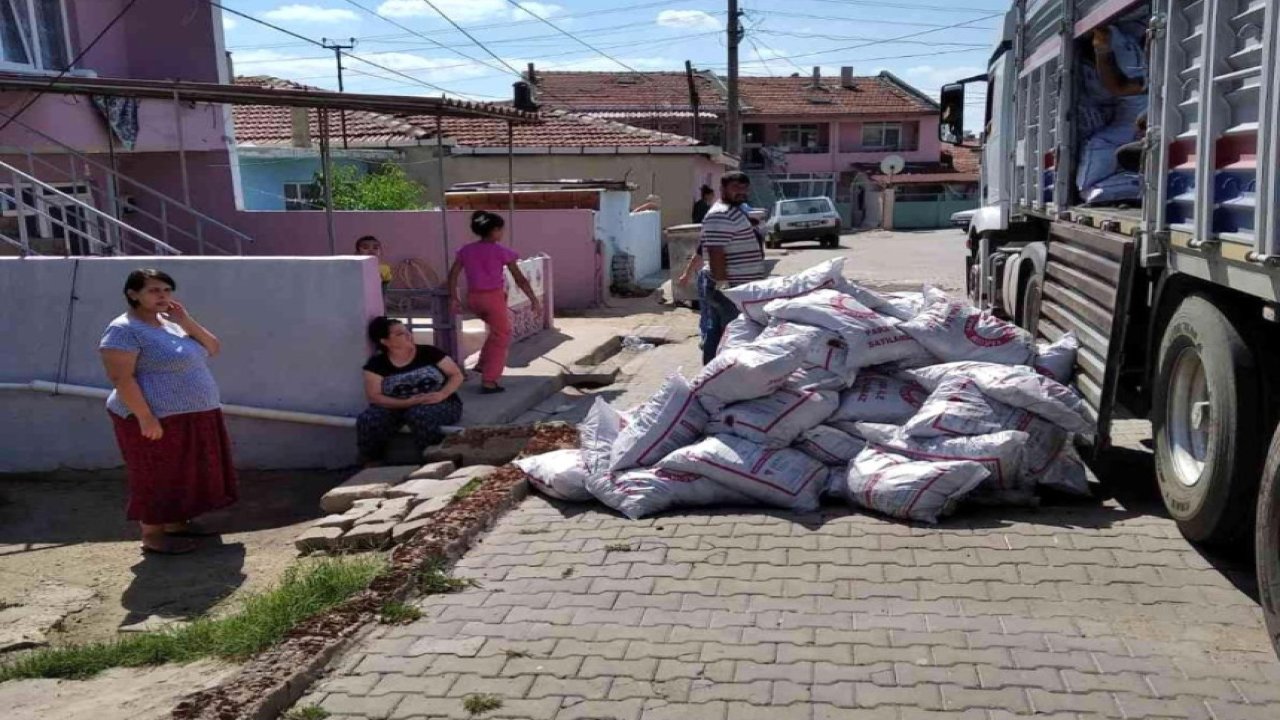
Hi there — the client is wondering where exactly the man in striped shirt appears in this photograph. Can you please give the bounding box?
[698,171,766,364]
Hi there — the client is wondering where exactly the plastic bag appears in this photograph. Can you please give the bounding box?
[837,446,989,524]
[658,434,826,512]
[578,397,624,476]
[721,257,846,323]
[831,371,929,424]
[587,468,756,520]
[1034,332,1079,384]
[610,373,708,471]
[718,316,766,354]
[763,289,927,367]
[796,424,867,466]
[759,320,851,375]
[515,449,595,502]
[902,375,1016,438]
[707,387,839,448]
[857,422,1030,498]
[693,335,805,414]
[899,287,1035,365]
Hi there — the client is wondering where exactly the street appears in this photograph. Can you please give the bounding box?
[300,230,1280,720]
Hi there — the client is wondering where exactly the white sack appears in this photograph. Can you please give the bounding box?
[658,434,825,512]
[610,373,708,471]
[578,397,624,475]
[587,468,756,520]
[796,424,867,466]
[902,362,1092,433]
[759,320,851,375]
[763,289,927,367]
[838,446,989,524]
[831,371,929,425]
[902,375,1016,438]
[899,287,1035,365]
[718,316,766,353]
[1010,410,1091,495]
[837,278,915,321]
[693,335,805,413]
[1034,332,1079,384]
[721,257,846,323]
[786,366,848,392]
[887,291,926,318]
[515,449,595,502]
[707,387,839,448]
[857,423,1031,498]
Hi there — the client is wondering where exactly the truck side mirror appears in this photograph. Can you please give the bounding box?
[939,83,967,146]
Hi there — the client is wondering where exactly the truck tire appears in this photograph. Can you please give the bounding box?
[1256,424,1280,658]
[1153,294,1262,546]
[1019,275,1042,333]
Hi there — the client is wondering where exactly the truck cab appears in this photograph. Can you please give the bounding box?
[940,0,1280,657]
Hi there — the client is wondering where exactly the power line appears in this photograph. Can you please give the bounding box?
[502,0,652,76]
[797,0,1001,12]
[763,29,989,47]
[747,8,997,30]
[0,0,141,133]
[338,0,512,78]
[718,46,987,70]
[414,0,529,81]
[726,12,1001,64]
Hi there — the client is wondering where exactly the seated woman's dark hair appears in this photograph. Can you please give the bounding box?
[367,315,403,351]
[124,268,176,308]
[470,210,505,238]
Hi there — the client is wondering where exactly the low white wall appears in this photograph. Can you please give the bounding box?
[621,211,663,281]
[0,256,383,472]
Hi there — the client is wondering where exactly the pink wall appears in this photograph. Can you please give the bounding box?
[0,1,228,155]
[754,115,942,173]
[119,150,603,310]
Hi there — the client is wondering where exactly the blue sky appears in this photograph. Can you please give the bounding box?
[221,0,1007,104]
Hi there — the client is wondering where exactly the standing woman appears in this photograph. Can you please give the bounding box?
[99,269,236,555]
[447,211,541,394]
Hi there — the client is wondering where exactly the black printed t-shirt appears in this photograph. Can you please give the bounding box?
[363,345,450,399]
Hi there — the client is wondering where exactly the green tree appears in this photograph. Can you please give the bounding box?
[314,162,430,211]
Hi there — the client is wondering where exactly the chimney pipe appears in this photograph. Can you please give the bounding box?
[290,107,311,148]
[526,62,537,84]
[811,66,821,87]
[840,66,854,89]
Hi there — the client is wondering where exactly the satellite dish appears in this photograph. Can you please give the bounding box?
[880,154,905,176]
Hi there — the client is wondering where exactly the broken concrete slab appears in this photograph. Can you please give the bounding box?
[311,514,357,531]
[356,497,413,526]
[0,581,96,652]
[341,522,394,551]
[404,494,453,523]
[392,476,470,502]
[446,465,499,485]
[407,461,457,481]
[391,519,432,543]
[295,526,343,553]
[319,470,401,514]
[119,614,188,634]
[424,427,537,467]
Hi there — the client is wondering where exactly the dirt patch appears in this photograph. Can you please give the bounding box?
[0,469,347,648]
[0,660,236,720]
[172,424,578,720]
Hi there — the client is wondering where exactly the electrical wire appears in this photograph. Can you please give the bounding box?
[797,0,1000,13]
[502,0,654,77]
[413,0,530,81]
[0,0,141,133]
[717,12,1001,65]
[747,8,997,30]
[338,0,511,78]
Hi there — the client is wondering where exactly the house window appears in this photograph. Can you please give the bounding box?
[0,0,71,71]
[861,122,903,150]
[778,124,821,150]
[283,182,321,210]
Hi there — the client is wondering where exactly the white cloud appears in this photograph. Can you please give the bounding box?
[232,49,492,88]
[377,0,507,23]
[223,15,238,30]
[511,2,563,20]
[902,64,984,97]
[262,4,360,23]
[656,9,721,31]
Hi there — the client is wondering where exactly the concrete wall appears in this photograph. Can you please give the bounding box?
[401,149,730,231]
[620,211,662,281]
[0,256,383,472]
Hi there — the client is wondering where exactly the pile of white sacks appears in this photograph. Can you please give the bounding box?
[515,258,1091,524]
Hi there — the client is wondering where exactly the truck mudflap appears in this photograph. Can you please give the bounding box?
[1036,221,1136,449]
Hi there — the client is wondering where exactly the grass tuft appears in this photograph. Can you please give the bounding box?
[284,705,330,720]
[453,477,485,500]
[416,560,479,595]
[377,601,422,625]
[463,693,503,715]
[0,556,382,682]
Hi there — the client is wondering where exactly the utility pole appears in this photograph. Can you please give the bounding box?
[726,0,742,157]
[684,60,701,142]
[322,37,356,148]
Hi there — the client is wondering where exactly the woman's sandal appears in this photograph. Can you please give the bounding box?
[142,537,199,555]
[480,385,506,395]
[165,522,219,538]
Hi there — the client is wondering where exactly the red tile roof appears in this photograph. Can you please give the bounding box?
[530,71,726,113]
[943,143,982,174]
[737,73,937,117]
[232,76,705,150]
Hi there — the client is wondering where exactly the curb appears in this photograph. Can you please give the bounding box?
[171,425,574,720]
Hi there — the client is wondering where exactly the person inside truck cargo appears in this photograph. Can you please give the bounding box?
[1076,23,1148,205]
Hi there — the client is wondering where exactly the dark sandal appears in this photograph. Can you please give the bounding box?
[142,540,197,556]
[480,385,506,395]
[165,523,219,538]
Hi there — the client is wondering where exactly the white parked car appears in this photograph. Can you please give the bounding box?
[766,197,841,249]
[950,208,978,230]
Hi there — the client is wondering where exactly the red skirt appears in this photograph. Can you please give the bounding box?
[110,409,238,525]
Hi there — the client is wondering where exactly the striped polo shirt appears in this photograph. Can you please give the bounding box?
[700,201,766,286]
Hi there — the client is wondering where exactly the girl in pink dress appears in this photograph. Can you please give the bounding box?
[447,211,541,394]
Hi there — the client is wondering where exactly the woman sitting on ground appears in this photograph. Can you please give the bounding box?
[357,316,464,466]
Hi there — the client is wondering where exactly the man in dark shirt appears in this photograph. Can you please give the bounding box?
[691,185,714,224]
